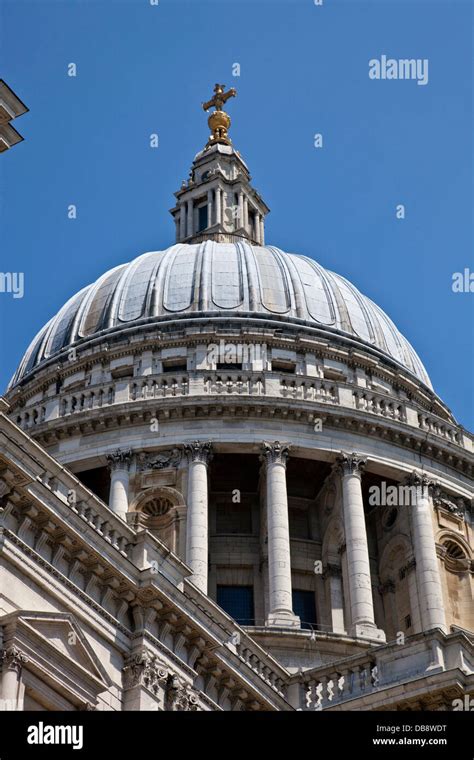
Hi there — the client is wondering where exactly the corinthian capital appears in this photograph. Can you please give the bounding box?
[404,470,433,490]
[122,649,168,693]
[184,441,213,465]
[106,449,133,471]
[1,645,28,674]
[261,441,291,467]
[336,452,367,478]
[166,674,199,711]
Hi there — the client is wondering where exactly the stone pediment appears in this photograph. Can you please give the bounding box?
[22,613,107,680]
[1,610,112,704]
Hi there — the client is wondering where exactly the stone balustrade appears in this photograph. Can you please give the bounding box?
[11,371,470,456]
[72,498,132,557]
[298,629,474,710]
[353,389,406,421]
[187,231,250,244]
[418,412,462,445]
[280,377,338,404]
[235,643,286,697]
[59,385,116,416]
[131,376,189,400]
[15,384,118,429]
[204,372,264,396]
[303,654,379,710]
[33,469,135,559]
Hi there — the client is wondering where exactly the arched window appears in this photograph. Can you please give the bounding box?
[441,537,470,572]
[378,536,417,639]
[439,534,473,631]
[142,497,173,517]
[129,487,185,557]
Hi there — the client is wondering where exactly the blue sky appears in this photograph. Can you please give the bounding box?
[1,0,473,428]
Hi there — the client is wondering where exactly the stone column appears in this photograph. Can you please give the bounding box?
[1,645,28,710]
[323,564,346,634]
[220,189,226,227]
[215,186,221,227]
[259,475,270,623]
[238,191,244,229]
[187,199,193,238]
[207,190,213,228]
[107,449,132,521]
[406,558,422,632]
[337,453,385,641]
[184,441,213,594]
[243,196,249,230]
[179,203,186,240]
[259,215,265,245]
[407,472,447,633]
[254,213,261,244]
[261,441,300,628]
[379,579,397,637]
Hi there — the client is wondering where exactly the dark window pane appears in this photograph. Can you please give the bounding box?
[77,466,111,504]
[292,589,317,630]
[215,494,252,534]
[216,363,243,371]
[162,360,187,372]
[217,585,254,625]
[198,205,208,232]
[289,507,310,539]
[271,360,296,374]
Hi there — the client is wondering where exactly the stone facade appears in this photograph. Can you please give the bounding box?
[1,119,473,712]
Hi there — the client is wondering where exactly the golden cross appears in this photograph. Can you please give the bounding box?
[202,83,237,113]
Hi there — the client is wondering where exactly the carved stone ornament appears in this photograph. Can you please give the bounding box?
[165,674,199,711]
[336,452,366,478]
[1,645,29,674]
[322,563,342,580]
[379,578,396,595]
[261,441,291,467]
[183,441,213,465]
[106,449,133,471]
[141,496,173,517]
[122,650,168,694]
[0,481,13,510]
[398,558,417,580]
[137,448,182,472]
[0,478,11,499]
[323,484,337,516]
[432,484,466,518]
[405,470,432,490]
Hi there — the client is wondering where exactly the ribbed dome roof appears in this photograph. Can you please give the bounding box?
[10,242,431,388]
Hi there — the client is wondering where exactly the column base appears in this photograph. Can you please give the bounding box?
[265,611,301,629]
[350,623,386,643]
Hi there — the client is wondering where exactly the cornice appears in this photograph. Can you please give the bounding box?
[7,318,453,422]
[23,396,473,478]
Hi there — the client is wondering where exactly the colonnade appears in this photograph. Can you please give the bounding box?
[177,188,264,243]
[107,443,447,638]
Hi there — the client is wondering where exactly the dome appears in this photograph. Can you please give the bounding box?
[10,242,431,389]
